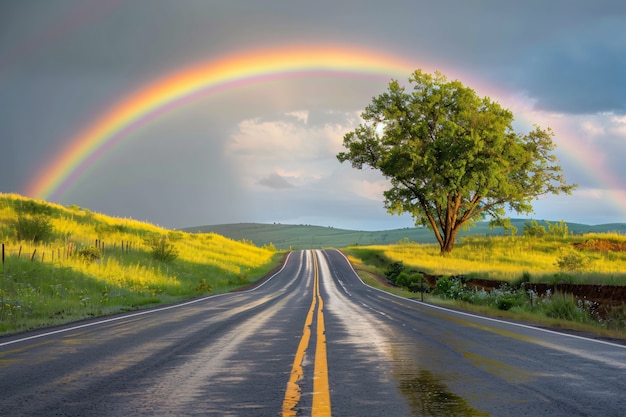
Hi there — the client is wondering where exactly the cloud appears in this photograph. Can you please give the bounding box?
[226,112,356,188]
[531,186,626,225]
[611,114,626,137]
[3,0,626,230]
[581,121,606,137]
[285,110,309,124]
[258,171,294,189]
[512,18,626,114]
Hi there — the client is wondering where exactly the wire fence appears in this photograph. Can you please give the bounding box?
[1,240,138,265]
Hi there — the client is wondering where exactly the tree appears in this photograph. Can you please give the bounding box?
[523,220,547,238]
[337,70,576,253]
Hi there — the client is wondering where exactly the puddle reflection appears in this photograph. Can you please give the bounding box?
[399,369,490,417]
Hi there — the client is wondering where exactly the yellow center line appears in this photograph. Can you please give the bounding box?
[282,251,332,417]
[312,250,331,415]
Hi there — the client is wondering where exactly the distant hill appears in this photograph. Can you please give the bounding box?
[182,220,626,250]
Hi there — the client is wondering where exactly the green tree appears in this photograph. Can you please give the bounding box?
[546,220,569,238]
[523,220,547,238]
[337,70,576,253]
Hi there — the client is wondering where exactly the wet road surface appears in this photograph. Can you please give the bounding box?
[1,249,625,416]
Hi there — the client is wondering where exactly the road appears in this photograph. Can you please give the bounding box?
[1,249,625,416]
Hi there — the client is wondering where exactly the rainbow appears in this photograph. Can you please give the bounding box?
[27,45,420,201]
[25,44,626,219]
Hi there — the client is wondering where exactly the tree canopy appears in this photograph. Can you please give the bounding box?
[337,70,576,253]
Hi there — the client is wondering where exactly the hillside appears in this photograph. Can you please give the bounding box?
[0,193,280,334]
[183,220,626,250]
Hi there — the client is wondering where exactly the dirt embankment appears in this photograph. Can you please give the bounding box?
[417,274,626,319]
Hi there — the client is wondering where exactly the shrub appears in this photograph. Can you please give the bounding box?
[145,234,179,263]
[546,220,569,238]
[495,293,519,311]
[433,276,464,299]
[195,279,213,293]
[556,249,590,271]
[262,242,277,252]
[396,272,425,293]
[523,220,546,238]
[385,261,404,284]
[12,215,54,242]
[487,285,527,311]
[77,246,101,262]
[13,199,54,216]
[540,292,591,322]
[603,305,626,331]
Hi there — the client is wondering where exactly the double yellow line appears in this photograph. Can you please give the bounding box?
[282,251,331,417]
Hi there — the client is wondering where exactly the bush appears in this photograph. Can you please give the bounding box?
[433,276,464,299]
[12,215,54,242]
[77,246,101,262]
[495,293,518,311]
[556,249,590,271]
[385,261,404,284]
[145,234,179,263]
[540,292,591,322]
[13,199,54,216]
[546,220,569,238]
[523,220,546,238]
[396,272,425,293]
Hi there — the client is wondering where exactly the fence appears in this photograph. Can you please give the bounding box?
[1,240,137,265]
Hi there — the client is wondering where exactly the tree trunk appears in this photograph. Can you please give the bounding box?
[439,226,460,254]
[440,239,455,254]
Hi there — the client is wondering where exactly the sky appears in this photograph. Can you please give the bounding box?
[1,0,626,231]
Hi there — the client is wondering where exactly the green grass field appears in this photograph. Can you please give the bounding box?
[342,233,626,337]
[345,234,626,285]
[0,193,281,334]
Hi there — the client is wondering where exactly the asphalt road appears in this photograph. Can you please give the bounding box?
[1,249,625,416]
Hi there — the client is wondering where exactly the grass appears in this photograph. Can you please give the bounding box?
[0,193,282,335]
[349,253,626,339]
[343,234,626,339]
[349,234,626,285]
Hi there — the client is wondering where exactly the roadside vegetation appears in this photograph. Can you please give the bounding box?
[3,192,625,340]
[343,222,626,338]
[0,193,281,335]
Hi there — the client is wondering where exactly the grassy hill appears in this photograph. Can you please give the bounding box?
[183,220,626,250]
[0,193,280,334]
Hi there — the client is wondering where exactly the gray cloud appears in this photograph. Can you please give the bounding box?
[513,19,626,114]
[258,172,294,189]
[1,0,625,229]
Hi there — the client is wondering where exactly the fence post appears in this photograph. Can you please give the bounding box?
[1,243,4,265]
[30,249,37,262]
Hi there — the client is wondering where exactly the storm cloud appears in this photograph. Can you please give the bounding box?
[1,0,625,229]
